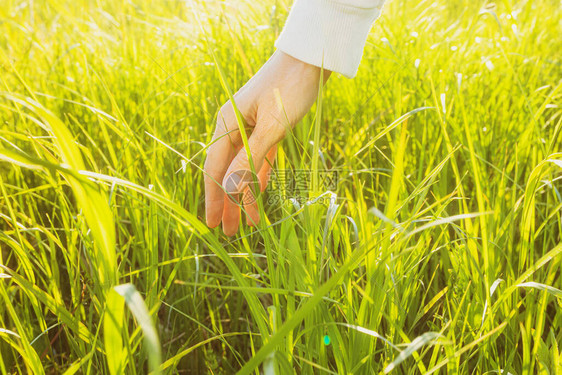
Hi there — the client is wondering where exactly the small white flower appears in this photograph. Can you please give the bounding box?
[410,31,419,38]
[181,159,187,173]
[455,73,463,89]
[483,126,488,132]
[475,36,482,43]
[414,58,421,68]
[440,93,446,114]
[485,60,495,71]
[148,184,154,190]
[380,37,393,50]
[451,45,458,51]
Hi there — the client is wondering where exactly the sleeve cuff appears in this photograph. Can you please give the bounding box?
[274,0,385,78]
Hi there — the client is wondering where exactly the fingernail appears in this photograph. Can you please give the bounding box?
[224,171,244,195]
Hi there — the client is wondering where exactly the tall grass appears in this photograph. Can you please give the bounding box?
[0,0,561,373]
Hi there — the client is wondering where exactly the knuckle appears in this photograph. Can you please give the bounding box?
[217,103,233,123]
[219,102,233,116]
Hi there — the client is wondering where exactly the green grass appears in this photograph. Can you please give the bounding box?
[0,0,561,373]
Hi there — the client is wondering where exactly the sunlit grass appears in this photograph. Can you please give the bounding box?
[0,0,561,373]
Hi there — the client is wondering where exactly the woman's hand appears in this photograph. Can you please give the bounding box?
[204,51,330,236]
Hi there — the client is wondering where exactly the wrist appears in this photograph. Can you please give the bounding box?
[276,50,332,83]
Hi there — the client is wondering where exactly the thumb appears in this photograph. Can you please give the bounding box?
[222,125,281,197]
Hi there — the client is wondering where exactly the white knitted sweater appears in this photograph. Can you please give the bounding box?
[275,0,386,78]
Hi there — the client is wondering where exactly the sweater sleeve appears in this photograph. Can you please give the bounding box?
[274,0,386,78]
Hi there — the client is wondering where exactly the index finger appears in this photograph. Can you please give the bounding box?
[203,107,241,228]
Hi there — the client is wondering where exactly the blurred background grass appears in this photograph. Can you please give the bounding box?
[0,0,561,373]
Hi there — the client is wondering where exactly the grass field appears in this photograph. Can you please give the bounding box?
[0,0,561,373]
